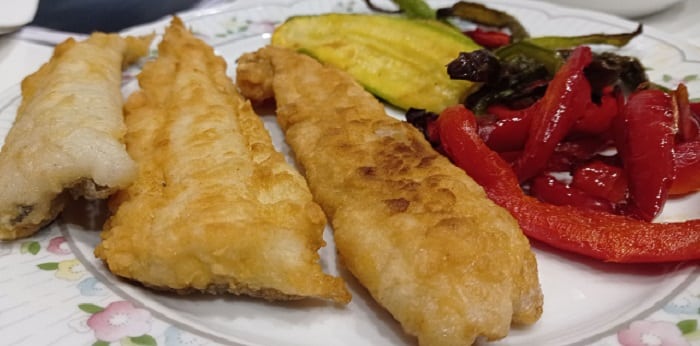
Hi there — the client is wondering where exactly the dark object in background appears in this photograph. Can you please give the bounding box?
[30,0,200,33]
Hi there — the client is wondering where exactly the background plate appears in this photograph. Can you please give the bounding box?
[0,1,699,345]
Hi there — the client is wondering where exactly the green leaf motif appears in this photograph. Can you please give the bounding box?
[92,341,109,346]
[129,335,157,346]
[662,74,673,83]
[36,262,59,270]
[20,241,40,255]
[677,319,698,334]
[78,303,104,314]
[685,329,700,341]
[28,242,40,255]
[683,74,699,83]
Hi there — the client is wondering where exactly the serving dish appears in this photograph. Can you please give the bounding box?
[0,0,698,345]
[0,0,38,34]
[538,0,684,18]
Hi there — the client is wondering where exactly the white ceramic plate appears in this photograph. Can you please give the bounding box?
[1,1,699,345]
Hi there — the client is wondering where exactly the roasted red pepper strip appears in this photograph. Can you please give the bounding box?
[530,174,615,213]
[670,140,700,195]
[465,28,511,49]
[438,105,523,198]
[486,104,525,120]
[572,89,618,135]
[545,136,611,172]
[479,111,533,152]
[689,102,700,119]
[437,104,700,263]
[674,84,700,142]
[619,89,676,221]
[513,46,593,182]
[571,160,627,203]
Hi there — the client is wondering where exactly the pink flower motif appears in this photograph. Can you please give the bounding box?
[47,236,71,255]
[252,20,278,33]
[87,301,152,342]
[618,320,690,346]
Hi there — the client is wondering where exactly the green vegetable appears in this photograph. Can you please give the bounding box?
[437,1,529,42]
[272,13,481,112]
[391,0,435,19]
[526,24,642,50]
[495,41,564,75]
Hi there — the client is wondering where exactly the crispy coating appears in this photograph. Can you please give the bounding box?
[0,33,152,240]
[236,46,543,345]
[95,18,350,304]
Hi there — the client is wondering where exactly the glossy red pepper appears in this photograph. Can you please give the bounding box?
[487,104,530,120]
[545,136,612,172]
[670,140,700,195]
[618,89,676,221]
[675,84,700,142]
[438,105,523,198]
[437,104,700,263]
[689,101,700,119]
[530,174,615,213]
[478,110,533,152]
[571,160,627,203]
[572,89,618,135]
[513,46,593,182]
[465,28,511,49]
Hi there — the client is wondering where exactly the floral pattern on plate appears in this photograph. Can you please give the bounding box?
[0,224,212,346]
[0,0,699,345]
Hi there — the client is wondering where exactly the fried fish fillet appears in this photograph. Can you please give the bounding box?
[0,33,152,240]
[95,18,350,303]
[236,46,543,345]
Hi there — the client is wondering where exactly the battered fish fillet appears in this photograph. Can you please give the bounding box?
[236,46,543,345]
[0,33,152,240]
[95,18,350,303]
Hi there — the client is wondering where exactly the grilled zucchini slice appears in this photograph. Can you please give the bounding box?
[271,13,481,113]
